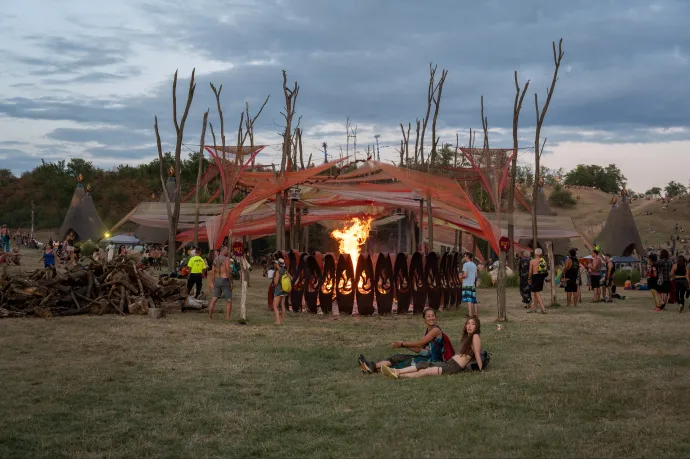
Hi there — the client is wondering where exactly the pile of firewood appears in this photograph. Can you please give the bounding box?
[0,258,187,318]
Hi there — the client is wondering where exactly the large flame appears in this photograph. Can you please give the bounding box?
[331,217,372,274]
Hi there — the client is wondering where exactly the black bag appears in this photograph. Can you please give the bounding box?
[467,350,490,371]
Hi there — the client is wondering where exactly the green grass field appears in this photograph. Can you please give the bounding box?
[2,276,690,458]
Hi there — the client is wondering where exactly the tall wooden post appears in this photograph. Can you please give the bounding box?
[303,224,309,254]
[418,199,424,253]
[289,198,296,249]
[295,210,301,251]
[397,218,402,253]
[426,197,433,253]
[407,211,414,253]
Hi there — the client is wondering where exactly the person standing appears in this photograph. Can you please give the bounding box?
[0,224,10,252]
[671,255,689,313]
[208,246,233,320]
[186,248,206,299]
[239,253,251,322]
[589,248,603,303]
[657,249,673,309]
[647,253,661,311]
[528,248,547,314]
[604,254,616,302]
[563,248,580,308]
[460,252,478,317]
[518,251,532,309]
[272,259,288,325]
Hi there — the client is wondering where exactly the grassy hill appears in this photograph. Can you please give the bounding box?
[540,186,690,251]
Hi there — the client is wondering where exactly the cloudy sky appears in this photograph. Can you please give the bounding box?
[1,0,689,192]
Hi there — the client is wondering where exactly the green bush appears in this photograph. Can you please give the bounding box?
[478,270,493,288]
[614,270,641,286]
[477,271,519,288]
[77,240,99,258]
[549,184,577,208]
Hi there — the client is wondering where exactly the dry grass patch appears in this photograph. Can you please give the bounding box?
[2,278,690,458]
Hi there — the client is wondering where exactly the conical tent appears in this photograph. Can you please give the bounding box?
[135,177,177,244]
[519,186,570,257]
[59,183,106,242]
[594,195,646,258]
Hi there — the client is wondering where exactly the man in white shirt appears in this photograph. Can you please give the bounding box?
[460,252,479,317]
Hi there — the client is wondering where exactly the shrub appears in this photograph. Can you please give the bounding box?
[477,271,519,288]
[77,240,99,258]
[614,269,641,286]
[549,184,577,208]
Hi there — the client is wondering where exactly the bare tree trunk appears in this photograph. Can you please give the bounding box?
[429,68,448,169]
[194,110,209,247]
[426,198,434,253]
[155,69,196,271]
[407,211,414,253]
[507,71,530,269]
[278,70,299,251]
[413,119,421,166]
[420,64,437,166]
[533,39,565,251]
[546,241,557,305]
[419,199,424,253]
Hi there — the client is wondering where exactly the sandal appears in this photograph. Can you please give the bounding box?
[381,365,398,379]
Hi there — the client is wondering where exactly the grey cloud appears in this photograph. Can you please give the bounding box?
[2,0,690,175]
[46,127,152,146]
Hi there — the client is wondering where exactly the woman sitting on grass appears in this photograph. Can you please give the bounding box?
[381,316,485,379]
[358,308,444,374]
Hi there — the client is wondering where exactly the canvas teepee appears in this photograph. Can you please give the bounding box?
[134,175,177,244]
[519,184,570,257]
[59,177,106,242]
[594,190,646,258]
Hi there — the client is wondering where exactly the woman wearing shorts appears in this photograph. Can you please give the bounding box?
[272,259,288,325]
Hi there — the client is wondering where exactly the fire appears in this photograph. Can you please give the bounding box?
[331,217,372,274]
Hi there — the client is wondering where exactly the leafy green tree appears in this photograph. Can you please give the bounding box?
[563,164,626,193]
[665,181,687,198]
[645,187,662,196]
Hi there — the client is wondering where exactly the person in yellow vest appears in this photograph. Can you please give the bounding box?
[187,248,206,299]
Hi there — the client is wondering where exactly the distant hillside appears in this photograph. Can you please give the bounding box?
[539,186,690,250]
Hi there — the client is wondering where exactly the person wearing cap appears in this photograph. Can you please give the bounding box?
[186,248,206,299]
[562,248,580,308]
[272,258,288,325]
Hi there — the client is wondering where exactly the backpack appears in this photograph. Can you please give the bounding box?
[430,325,455,361]
[280,270,293,293]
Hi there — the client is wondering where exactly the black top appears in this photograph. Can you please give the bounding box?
[676,264,686,277]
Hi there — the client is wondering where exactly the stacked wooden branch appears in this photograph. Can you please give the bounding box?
[0,259,187,318]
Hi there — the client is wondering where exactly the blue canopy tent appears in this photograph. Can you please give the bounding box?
[103,234,141,245]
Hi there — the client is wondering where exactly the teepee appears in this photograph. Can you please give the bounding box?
[520,184,570,257]
[59,176,106,242]
[594,191,646,258]
[134,175,177,244]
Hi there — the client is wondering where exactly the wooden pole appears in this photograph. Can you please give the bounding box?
[426,197,434,253]
[295,210,301,251]
[289,198,296,249]
[407,212,414,253]
[303,223,309,254]
[397,218,402,253]
[419,199,424,253]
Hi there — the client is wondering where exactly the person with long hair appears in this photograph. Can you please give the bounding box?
[358,308,444,374]
[272,258,288,325]
[381,316,486,379]
[562,248,580,308]
[671,255,690,313]
[647,253,661,311]
[657,249,673,309]
[528,248,547,314]
[518,251,532,308]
